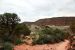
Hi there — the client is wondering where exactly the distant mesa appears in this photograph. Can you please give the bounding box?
[23,17,75,26]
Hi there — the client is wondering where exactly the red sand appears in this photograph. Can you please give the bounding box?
[14,40,70,50]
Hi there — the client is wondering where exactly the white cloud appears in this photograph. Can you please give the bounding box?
[0,0,75,22]
[52,10,75,17]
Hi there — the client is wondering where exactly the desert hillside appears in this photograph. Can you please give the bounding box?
[23,17,75,26]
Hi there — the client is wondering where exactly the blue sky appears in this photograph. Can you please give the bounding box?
[0,0,75,22]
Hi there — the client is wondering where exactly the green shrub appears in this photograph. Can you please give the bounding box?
[15,39,22,45]
[3,42,13,50]
[32,27,70,45]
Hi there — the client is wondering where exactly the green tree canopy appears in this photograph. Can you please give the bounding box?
[0,13,31,43]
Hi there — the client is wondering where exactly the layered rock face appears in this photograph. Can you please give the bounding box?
[23,17,75,26]
[35,17,75,26]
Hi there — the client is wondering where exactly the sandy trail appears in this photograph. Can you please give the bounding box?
[14,40,70,50]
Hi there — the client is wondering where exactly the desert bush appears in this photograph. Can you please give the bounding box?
[32,27,70,45]
[70,21,75,33]
[14,38,22,45]
[15,24,31,36]
[0,13,31,45]
[3,42,13,50]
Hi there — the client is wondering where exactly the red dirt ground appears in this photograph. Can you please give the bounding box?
[14,40,70,50]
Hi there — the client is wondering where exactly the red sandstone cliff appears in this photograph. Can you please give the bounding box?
[23,17,75,26]
[35,17,75,26]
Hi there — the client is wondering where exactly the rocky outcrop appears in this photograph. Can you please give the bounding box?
[23,17,75,26]
[35,17,75,26]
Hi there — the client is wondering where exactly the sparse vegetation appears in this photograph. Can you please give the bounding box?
[3,42,13,50]
[15,24,31,36]
[32,26,70,45]
[0,13,31,49]
[69,20,75,34]
[0,13,72,50]
[14,38,22,45]
[0,13,31,43]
